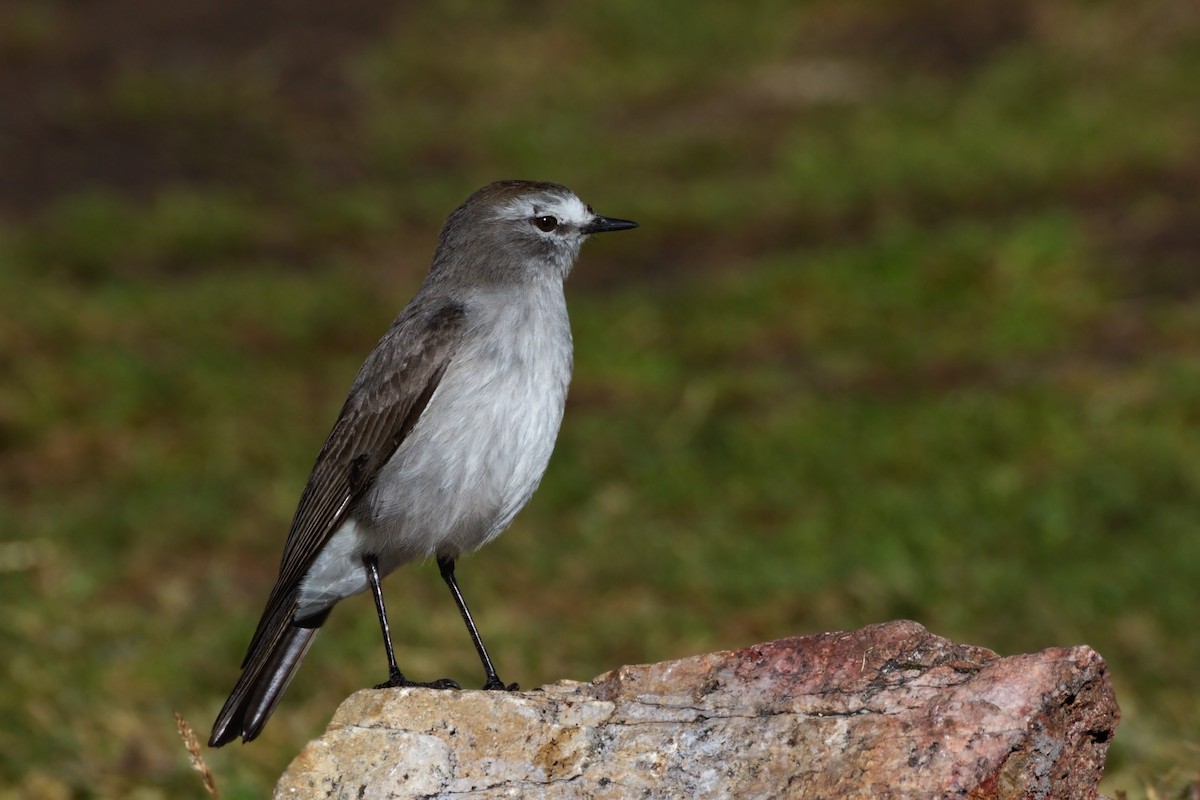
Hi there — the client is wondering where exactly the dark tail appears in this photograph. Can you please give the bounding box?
[209,601,330,747]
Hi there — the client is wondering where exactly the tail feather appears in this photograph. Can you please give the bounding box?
[209,603,330,747]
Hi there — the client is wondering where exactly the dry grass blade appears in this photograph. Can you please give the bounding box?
[174,711,219,799]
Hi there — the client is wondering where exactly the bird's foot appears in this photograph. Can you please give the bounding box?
[374,668,461,691]
[482,677,520,692]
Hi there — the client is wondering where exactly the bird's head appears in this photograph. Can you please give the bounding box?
[431,180,638,285]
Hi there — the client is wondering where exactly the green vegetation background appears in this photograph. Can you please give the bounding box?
[2,1,1198,797]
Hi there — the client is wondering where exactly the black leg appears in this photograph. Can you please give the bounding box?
[437,556,518,691]
[363,554,460,691]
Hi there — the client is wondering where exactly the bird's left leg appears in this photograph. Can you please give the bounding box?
[363,554,460,690]
[437,556,518,691]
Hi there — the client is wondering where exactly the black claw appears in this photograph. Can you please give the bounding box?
[375,673,461,691]
[482,679,519,692]
[374,665,407,689]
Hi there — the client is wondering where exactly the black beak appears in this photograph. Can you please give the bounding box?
[582,215,639,235]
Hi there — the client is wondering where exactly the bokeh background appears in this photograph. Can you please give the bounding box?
[2,1,1199,797]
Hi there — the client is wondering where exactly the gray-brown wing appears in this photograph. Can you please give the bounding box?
[243,301,466,661]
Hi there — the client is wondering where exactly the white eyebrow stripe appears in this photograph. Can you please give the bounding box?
[496,194,592,226]
[553,195,591,226]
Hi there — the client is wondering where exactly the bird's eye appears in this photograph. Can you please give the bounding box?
[533,215,558,232]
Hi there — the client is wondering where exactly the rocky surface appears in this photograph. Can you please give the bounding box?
[274,620,1118,799]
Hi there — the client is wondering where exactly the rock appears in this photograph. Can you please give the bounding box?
[274,620,1118,799]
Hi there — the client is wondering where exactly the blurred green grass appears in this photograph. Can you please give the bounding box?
[2,0,1199,797]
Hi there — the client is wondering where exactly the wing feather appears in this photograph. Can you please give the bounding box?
[241,301,466,659]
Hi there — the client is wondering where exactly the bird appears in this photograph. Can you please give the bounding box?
[208,180,638,747]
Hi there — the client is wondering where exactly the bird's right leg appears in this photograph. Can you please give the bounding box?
[363,554,460,690]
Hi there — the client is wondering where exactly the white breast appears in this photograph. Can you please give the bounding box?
[372,283,572,558]
[296,282,573,618]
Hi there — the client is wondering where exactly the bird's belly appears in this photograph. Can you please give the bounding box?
[296,365,566,619]
[297,298,571,618]
[367,316,571,564]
